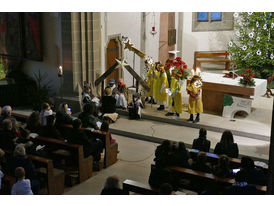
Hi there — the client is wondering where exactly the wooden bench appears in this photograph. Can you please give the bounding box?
[12,112,118,168]
[194,50,231,70]
[123,179,159,195]
[58,124,118,168]
[168,165,266,194]
[1,149,65,195]
[35,136,93,183]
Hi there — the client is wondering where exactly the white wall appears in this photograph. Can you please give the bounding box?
[22,13,62,96]
[181,12,234,69]
[101,12,161,87]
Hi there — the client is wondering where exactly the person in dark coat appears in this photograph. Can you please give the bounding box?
[224,169,258,195]
[192,128,211,152]
[26,111,42,134]
[78,103,100,130]
[214,130,239,158]
[191,151,211,173]
[10,144,40,195]
[238,156,265,186]
[101,175,128,195]
[55,103,73,125]
[173,142,190,168]
[39,115,64,141]
[0,119,17,150]
[101,88,117,114]
[68,119,102,161]
[212,155,233,178]
[154,140,171,168]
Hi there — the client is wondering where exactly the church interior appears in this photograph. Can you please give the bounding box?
[0,6,274,199]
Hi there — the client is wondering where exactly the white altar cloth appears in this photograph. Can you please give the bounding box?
[199,72,267,99]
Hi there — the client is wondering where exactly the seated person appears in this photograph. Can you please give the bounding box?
[212,155,233,178]
[55,103,73,125]
[26,111,42,134]
[128,93,144,120]
[68,119,103,161]
[100,175,128,195]
[81,82,100,116]
[11,167,33,195]
[173,142,190,168]
[39,115,64,140]
[11,145,40,194]
[214,130,239,158]
[40,102,53,126]
[192,128,211,152]
[100,121,116,144]
[0,105,13,124]
[191,152,211,173]
[78,103,101,130]
[0,119,17,150]
[154,140,171,168]
[115,79,128,109]
[105,79,118,96]
[101,88,119,122]
[224,170,258,195]
[238,156,265,186]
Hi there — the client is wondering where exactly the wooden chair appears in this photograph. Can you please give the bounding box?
[194,51,231,70]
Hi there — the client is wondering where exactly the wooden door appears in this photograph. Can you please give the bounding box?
[106,39,119,83]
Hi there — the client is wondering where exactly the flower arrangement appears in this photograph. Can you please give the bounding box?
[240,69,256,86]
[169,57,189,79]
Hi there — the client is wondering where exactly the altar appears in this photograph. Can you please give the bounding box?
[200,72,267,115]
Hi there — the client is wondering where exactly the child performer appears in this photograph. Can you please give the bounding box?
[156,65,169,111]
[186,75,203,123]
[145,61,156,104]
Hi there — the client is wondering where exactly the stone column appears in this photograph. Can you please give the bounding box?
[140,12,146,79]
[177,12,183,57]
[71,12,82,91]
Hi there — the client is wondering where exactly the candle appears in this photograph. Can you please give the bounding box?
[58,66,63,77]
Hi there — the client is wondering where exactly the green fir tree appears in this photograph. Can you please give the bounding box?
[228,12,274,79]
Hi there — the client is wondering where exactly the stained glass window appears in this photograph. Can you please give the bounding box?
[197,12,209,22]
[211,12,222,21]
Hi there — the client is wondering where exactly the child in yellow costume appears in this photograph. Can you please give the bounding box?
[186,75,203,123]
[155,65,169,110]
[165,69,177,116]
[145,61,157,104]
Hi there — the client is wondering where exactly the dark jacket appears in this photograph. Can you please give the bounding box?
[55,112,73,125]
[192,137,211,152]
[101,188,128,195]
[39,126,64,140]
[68,129,93,158]
[11,156,37,180]
[173,149,190,168]
[0,129,16,150]
[78,112,99,130]
[101,96,117,114]
[214,142,239,158]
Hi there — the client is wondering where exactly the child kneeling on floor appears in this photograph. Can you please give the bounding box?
[128,93,144,120]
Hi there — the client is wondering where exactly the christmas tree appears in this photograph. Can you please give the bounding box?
[228,12,274,80]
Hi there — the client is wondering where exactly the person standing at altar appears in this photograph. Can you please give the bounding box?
[165,69,176,116]
[186,75,203,123]
[155,65,169,111]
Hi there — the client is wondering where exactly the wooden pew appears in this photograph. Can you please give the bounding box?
[35,136,93,183]
[168,165,266,194]
[194,50,231,70]
[58,124,118,168]
[12,112,118,168]
[123,179,159,195]
[1,149,65,195]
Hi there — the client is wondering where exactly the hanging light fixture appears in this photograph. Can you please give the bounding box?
[150,12,157,36]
